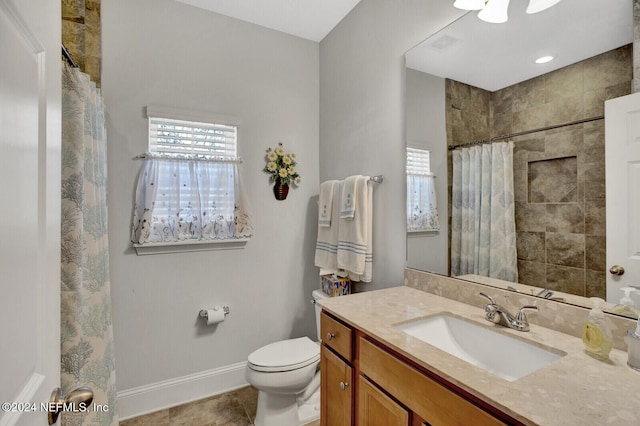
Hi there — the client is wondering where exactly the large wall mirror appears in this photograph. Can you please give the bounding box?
[405,0,636,317]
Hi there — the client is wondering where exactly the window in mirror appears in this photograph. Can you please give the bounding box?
[406,147,440,232]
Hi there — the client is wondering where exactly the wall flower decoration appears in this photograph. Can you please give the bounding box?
[264,143,300,200]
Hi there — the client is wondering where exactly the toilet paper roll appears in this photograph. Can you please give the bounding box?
[206,307,225,325]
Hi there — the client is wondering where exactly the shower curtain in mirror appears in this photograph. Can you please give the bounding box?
[61,63,118,425]
[451,141,517,282]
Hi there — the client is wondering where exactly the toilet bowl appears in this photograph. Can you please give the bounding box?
[245,290,327,426]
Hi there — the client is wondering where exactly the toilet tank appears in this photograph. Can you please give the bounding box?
[312,289,328,341]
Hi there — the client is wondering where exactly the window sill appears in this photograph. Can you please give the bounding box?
[407,230,440,236]
[133,238,249,255]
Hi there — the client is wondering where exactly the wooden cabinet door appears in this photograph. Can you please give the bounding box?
[358,375,409,426]
[359,337,505,426]
[321,345,353,426]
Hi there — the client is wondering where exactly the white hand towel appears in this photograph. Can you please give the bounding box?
[340,175,361,219]
[337,176,373,282]
[315,181,342,273]
[318,180,337,227]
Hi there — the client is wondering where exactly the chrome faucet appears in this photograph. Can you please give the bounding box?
[479,292,538,332]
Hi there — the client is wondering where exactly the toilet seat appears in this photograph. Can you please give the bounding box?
[248,337,320,373]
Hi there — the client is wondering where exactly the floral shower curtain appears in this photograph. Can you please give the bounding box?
[450,141,518,282]
[61,63,118,425]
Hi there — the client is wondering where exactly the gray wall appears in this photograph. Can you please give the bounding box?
[103,0,319,392]
[405,69,448,275]
[102,0,469,413]
[319,0,463,291]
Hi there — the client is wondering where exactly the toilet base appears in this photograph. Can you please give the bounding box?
[254,388,320,426]
[297,389,320,425]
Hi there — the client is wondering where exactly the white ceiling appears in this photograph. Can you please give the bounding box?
[176,0,361,42]
[406,0,633,92]
[175,0,633,90]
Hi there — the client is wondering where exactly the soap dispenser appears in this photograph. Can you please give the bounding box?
[613,287,638,317]
[626,316,640,371]
[582,297,613,361]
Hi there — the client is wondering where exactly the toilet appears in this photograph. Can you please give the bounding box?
[246,289,328,426]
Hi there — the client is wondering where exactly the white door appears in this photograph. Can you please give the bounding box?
[605,92,640,306]
[0,0,61,425]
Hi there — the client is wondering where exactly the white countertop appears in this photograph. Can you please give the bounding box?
[318,286,640,426]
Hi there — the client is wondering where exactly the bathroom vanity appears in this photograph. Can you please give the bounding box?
[319,286,640,426]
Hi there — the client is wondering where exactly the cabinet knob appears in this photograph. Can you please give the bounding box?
[339,381,349,391]
[326,332,335,340]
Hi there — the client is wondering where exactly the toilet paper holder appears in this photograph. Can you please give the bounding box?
[199,306,230,320]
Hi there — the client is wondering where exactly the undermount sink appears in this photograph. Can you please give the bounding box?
[395,313,566,382]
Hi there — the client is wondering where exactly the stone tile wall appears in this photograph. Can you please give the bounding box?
[446,45,633,298]
[635,0,639,92]
[62,0,101,85]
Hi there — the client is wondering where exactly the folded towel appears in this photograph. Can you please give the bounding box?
[338,177,373,282]
[340,175,362,219]
[318,180,337,227]
[315,181,342,272]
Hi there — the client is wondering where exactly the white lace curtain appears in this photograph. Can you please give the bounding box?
[131,155,253,244]
[407,174,440,232]
[450,141,517,282]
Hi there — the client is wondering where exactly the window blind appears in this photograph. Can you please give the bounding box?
[406,147,431,175]
[148,116,237,159]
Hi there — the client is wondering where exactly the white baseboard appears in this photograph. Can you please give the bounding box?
[116,361,248,421]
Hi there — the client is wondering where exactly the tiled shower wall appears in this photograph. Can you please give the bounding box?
[446,45,633,298]
[62,0,101,84]
[635,0,640,92]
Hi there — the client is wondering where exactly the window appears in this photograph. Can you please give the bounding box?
[406,147,440,232]
[131,109,253,253]
[406,147,431,176]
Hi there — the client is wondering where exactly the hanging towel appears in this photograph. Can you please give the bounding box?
[315,181,342,273]
[338,176,373,282]
[340,175,361,219]
[318,180,337,227]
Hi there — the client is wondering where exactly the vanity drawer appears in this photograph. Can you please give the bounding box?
[358,337,505,426]
[321,311,353,361]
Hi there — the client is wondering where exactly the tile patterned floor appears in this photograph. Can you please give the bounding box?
[120,386,321,426]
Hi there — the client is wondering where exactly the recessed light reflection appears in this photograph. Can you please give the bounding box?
[535,55,554,64]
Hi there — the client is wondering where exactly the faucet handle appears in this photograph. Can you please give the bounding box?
[479,292,496,305]
[517,305,538,315]
[514,305,538,331]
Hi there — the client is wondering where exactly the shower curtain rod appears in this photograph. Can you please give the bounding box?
[61,44,78,68]
[447,115,604,151]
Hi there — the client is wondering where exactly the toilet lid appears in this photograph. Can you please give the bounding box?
[248,337,320,372]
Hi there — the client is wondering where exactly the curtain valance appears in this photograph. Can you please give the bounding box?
[131,157,253,244]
